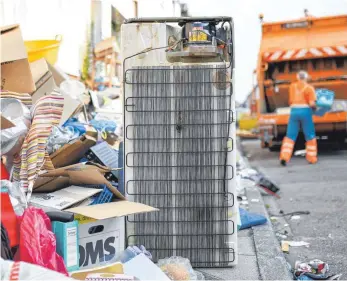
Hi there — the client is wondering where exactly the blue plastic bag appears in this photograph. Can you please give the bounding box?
[62,118,87,136]
[314,89,334,116]
[239,208,267,230]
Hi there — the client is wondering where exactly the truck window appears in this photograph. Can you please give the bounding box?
[324,58,333,69]
[289,61,299,72]
[299,60,308,70]
[316,59,325,70]
[335,57,345,69]
[266,63,275,79]
[311,59,318,70]
[277,62,286,73]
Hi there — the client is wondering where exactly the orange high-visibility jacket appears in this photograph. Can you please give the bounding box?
[289,81,316,107]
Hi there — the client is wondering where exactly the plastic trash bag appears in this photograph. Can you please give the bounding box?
[1,258,73,280]
[63,118,87,136]
[0,98,31,157]
[60,80,86,100]
[158,257,204,280]
[117,245,152,263]
[15,207,68,276]
[89,119,117,133]
[0,180,27,216]
[46,126,79,154]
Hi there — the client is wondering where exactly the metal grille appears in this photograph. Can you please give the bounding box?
[124,64,235,267]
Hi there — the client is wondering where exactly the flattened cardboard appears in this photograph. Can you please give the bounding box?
[35,163,125,200]
[33,176,70,193]
[31,185,101,210]
[30,58,50,83]
[30,58,56,103]
[67,201,158,220]
[0,114,15,130]
[50,134,97,168]
[0,24,35,93]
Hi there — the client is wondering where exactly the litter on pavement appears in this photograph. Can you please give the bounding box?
[294,259,342,280]
[291,215,302,220]
[239,208,267,230]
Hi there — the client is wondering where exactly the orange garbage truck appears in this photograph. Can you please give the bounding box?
[255,13,347,151]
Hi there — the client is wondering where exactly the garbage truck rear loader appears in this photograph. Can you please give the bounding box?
[255,14,347,151]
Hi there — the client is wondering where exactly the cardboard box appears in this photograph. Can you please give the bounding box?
[50,133,97,168]
[68,201,156,270]
[30,58,56,103]
[52,220,80,272]
[0,24,35,93]
[33,163,120,196]
[29,58,82,124]
[34,163,157,270]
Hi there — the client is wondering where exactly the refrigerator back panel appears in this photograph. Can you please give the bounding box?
[122,19,237,267]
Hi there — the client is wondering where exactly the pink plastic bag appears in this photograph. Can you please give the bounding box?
[15,207,68,276]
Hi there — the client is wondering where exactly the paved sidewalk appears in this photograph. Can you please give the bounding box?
[199,144,292,280]
[242,139,347,280]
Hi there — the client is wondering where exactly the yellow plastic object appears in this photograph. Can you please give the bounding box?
[239,116,258,131]
[24,35,62,64]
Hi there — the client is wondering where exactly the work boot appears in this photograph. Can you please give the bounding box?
[306,138,318,164]
[279,137,295,165]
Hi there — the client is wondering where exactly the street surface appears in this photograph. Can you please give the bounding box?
[242,140,347,279]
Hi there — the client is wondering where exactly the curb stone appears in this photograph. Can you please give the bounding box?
[239,140,293,280]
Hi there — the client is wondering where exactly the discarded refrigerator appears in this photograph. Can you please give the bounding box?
[122,17,237,267]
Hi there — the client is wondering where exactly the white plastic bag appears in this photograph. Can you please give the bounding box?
[0,98,31,157]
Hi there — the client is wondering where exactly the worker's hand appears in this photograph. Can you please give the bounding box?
[311,105,317,111]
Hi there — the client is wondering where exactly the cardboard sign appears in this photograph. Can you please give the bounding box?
[0,24,35,93]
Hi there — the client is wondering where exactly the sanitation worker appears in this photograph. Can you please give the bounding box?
[280,70,317,166]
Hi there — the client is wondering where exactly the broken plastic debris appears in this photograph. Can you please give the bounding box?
[291,215,301,220]
[284,241,310,247]
[276,233,288,240]
[281,241,290,252]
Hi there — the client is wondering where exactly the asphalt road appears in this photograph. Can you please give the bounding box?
[242,140,347,279]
